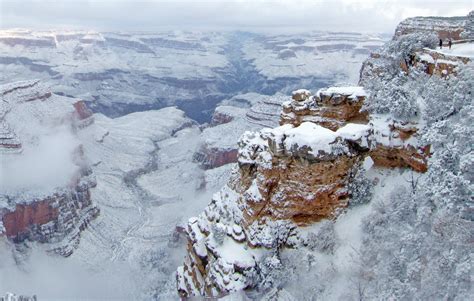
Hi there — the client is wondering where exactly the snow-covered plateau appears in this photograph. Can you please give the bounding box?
[0,30,385,122]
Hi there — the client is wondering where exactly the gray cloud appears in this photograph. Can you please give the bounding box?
[0,0,472,33]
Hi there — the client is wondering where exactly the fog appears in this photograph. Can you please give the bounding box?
[0,240,136,299]
[0,182,221,299]
[0,0,472,299]
[0,0,472,33]
[0,126,79,196]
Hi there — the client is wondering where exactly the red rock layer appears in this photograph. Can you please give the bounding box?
[3,200,59,238]
[193,146,238,169]
[210,111,234,126]
[73,100,94,120]
[280,92,367,131]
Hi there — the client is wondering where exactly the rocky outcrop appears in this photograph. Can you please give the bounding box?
[0,121,21,153]
[416,49,470,77]
[193,145,238,169]
[73,100,93,120]
[0,80,99,256]
[210,110,234,126]
[245,95,284,128]
[177,83,431,297]
[237,122,370,225]
[394,16,467,40]
[2,200,59,239]
[73,100,95,128]
[369,118,430,173]
[281,87,367,130]
[176,13,474,297]
[177,118,372,297]
[1,170,98,256]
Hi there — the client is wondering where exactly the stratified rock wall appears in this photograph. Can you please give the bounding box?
[281,88,367,130]
[193,146,238,170]
[0,80,98,256]
[394,15,467,40]
[179,12,474,299]
[177,85,430,298]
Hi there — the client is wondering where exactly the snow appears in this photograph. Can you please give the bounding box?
[292,89,311,95]
[0,29,229,111]
[0,29,390,300]
[283,122,338,155]
[432,42,474,58]
[0,82,84,199]
[243,32,386,82]
[258,121,370,157]
[214,237,256,268]
[437,59,459,65]
[244,179,263,202]
[418,53,435,63]
[362,156,374,171]
[65,104,223,298]
[325,203,373,299]
[317,86,367,99]
[370,114,418,147]
[336,123,371,143]
[202,106,249,150]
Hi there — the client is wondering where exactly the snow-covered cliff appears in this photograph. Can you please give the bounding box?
[0,80,98,256]
[0,30,385,122]
[177,12,473,300]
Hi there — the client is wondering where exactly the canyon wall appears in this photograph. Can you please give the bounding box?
[0,80,98,256]
[176,12,473,298]
[176,86,430,298]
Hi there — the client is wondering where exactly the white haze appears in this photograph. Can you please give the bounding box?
[0,0,472,33]
[0,126,79,196]
[0,180,226,299]
[0,240,136,299]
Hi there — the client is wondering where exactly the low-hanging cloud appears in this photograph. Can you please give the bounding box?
[0,0,472,33]
[0,126,79,195]
[0,240,136,299]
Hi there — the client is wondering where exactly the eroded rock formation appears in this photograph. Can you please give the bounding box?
[176,10,474,293]
[210,109,234,126]
[1,170,98,256]
[394,15,467,40]
[177,84,431,297]
[193,145,238,170]
[281,87,367,130]
[417,49,471,77]
[0,80,98,256]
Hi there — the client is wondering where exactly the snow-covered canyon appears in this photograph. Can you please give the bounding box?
[1,10,473,301]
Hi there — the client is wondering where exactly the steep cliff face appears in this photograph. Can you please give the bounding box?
[176,13,474,299]
[394,15,467,40]
[1,171,98,256]
[193,146,238,170]
[194,95,286,170]
[0,80,98,256]
[281,88,367,130]
[176,85,431,297]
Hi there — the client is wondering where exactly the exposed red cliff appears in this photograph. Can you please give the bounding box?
[0,80,99,256]
[3,200,59,239]
[210,111,234,126]
[193,145,238,169]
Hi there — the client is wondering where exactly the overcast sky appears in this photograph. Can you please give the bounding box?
[0,0,472,33]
